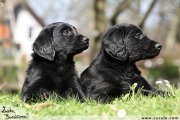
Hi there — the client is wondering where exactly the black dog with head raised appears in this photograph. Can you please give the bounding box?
[80,24,165,103]
[22,22,89,103]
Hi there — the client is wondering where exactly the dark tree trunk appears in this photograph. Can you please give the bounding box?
[139,0,158,28]
[110,0,131,25]
[91,0,107,59]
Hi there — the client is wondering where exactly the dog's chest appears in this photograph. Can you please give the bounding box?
[56,64,74,78]
[113,66,140,81]
[56,65,66,75]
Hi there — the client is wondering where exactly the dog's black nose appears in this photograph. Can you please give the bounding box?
[82,37,89,44]
[155,43,162,49]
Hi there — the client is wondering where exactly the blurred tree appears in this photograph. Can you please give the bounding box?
[91,0,107,59]
[161,0,180,52]
[110,0,131,25]
[138,0,158,28]
[176,7,180,43]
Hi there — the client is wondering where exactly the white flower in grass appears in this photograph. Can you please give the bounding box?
[155,80,163,84]
[164,80,170,84]
[164,80,171,87]
[155,79,171,90]
[117,109,126,119]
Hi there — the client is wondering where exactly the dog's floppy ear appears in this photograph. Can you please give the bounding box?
[33,28,55,61]
[102,30,128,61]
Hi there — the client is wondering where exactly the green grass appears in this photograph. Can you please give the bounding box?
[0,89,180,119]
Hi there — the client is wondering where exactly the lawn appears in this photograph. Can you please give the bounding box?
[0,88,180,120]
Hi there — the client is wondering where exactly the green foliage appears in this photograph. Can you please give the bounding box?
[0,47,15,60]
[0,66,18,82]
[0,0,5,4]
[0,47,18,82]
[148,60,179,80]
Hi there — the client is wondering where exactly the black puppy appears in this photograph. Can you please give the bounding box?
[21,22,89,102]
[80,24,165,103]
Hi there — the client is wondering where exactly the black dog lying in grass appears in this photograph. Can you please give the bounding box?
[80,24,166,103]
[21,22,89,103]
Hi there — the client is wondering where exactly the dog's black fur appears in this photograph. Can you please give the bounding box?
[21,22,89,103]
[80,24,165,103]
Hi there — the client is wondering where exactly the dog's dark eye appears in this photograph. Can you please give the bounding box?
[135,33,144,39]
[63,29,71,35]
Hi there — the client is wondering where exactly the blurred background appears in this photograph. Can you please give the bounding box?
[0,0,179,93]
